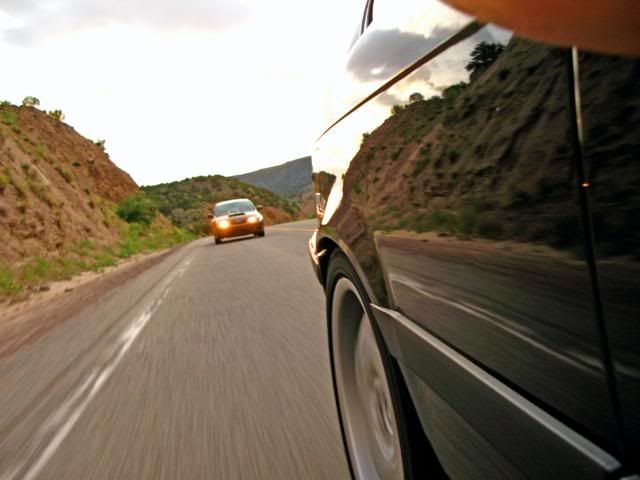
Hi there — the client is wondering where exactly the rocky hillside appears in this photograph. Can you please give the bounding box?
[233,156,312,197]
[142,175,301,234]
[0,103,138,264]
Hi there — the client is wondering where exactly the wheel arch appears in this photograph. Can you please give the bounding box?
[325,249,448,479]
[318,233,380,305]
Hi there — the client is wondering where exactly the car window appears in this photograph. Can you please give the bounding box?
[325,0,472,137]
[214,200,255,216]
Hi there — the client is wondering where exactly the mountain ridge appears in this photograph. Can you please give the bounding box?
[233,156,312,197]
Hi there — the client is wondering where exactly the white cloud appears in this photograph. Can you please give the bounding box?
[1,0,250,45]
[0,0,363,185]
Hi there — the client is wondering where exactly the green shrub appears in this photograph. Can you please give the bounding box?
[22,257,52,283]
[0,265,21,295]
[55,165,73,183]
[116,193,158,225]
[91,253,116,272]
[1,110,16,126]
[0,174,9,192]
[22,96,40,107]
[459,206,479,235]
[35,143,48,159]
[447,148,460,163]
[48,109,65,121]
[413,158,428,175]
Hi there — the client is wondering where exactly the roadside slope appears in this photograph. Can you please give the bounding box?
[0,104,137,264]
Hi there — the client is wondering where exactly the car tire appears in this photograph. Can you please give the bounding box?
[214,237,222,245]
[326,252,413,480]
[256,230,265,237]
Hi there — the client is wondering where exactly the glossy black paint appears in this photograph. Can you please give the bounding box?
[311,0,639,476]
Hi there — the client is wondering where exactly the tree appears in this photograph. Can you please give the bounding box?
[48,109,65,121]
[391,104,403,115]
[409,92,424,103]
[442,82,468,103]
[22,96,40,107]
[465,42,505,74]
[95,139,106,150]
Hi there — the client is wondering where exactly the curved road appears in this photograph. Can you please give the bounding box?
[0,220,350,479]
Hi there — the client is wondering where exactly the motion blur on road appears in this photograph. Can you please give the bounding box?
[0,221,350,480]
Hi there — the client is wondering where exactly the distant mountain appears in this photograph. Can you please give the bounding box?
[142,175,301,234]
[233,156,312,197]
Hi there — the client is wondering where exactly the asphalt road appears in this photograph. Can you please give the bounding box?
[0,220,350,480]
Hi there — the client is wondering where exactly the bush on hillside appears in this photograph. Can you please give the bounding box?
[117,193,158,225]
[22,96,40,107]
[48,109,65,121]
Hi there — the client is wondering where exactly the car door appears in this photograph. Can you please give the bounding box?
[579,49,640,470]
[313,0,625,476]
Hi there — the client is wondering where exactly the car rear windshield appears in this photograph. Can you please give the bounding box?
[214,200,255,216]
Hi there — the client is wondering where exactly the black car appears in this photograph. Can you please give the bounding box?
[209,198,265,244]
[309,1,639,478]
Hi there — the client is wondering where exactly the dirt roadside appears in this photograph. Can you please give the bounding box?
[0,246,182,360]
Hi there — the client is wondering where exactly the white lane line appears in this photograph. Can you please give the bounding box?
[2,254,194,480]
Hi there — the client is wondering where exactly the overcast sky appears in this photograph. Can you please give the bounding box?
[0,0,362,185]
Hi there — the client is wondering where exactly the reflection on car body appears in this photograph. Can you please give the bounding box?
[209,198,265,245]
[309,0,639,478]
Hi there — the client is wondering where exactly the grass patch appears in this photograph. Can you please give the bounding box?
[0,264,21,296]
[0,222,194,300]
[0,174,9,193]
[55,165,73,183]
[1,110,16,126]
[35,142,47,159]
[22,257,53,284]
[91,253,116,272]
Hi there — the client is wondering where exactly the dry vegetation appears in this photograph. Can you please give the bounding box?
[0,102,193,299]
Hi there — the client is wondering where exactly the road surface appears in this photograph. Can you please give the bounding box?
[0,220,350,479]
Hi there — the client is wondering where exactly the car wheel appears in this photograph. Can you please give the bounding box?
[256,230,265,237]
[214,237,222,245]
[327,252,408,480]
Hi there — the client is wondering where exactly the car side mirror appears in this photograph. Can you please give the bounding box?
[256,205,264,210]
[207,213,213,218]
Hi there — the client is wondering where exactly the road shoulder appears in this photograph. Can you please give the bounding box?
[0,245,183,360]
